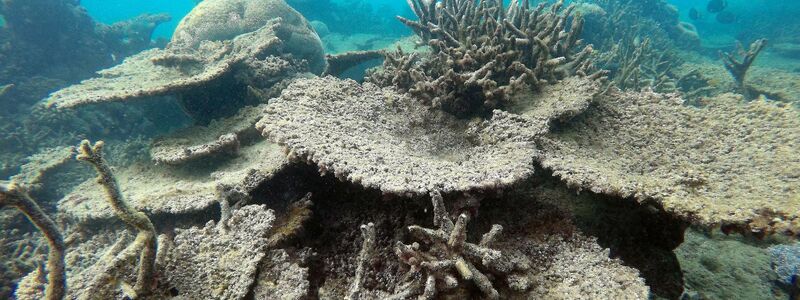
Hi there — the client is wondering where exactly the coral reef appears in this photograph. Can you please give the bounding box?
[9,146,75,190]
[538,91,800,236]
[257,77,538,195]
[369,0,598,117]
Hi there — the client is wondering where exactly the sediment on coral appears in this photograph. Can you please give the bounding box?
[257,76,538,196]
[537,91,800,236]
[161,204,276,299]
[368,0,599,118]
[393,192,507,299]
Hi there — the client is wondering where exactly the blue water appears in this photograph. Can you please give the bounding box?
[82,0,196,39]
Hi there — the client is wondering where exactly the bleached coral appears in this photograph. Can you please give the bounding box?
[538,92,800,236]
[257,76,538,195]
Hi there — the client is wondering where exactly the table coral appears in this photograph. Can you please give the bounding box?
[538,91,800,236]
[257,76,538,195]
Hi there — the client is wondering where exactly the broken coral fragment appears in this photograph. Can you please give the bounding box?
[257,76,537,195]
[539,91,800,235]
[161,204,275,299]
[149,105,265,165]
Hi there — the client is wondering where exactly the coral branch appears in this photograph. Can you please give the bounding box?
[393,193,503,299]
[0,182,66,300]
[720,38,768,93]
[76,140,157,297]
[346,222,377,300]
[370,0,595,117]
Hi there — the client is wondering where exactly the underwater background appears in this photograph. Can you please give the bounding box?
[1,0,799,299]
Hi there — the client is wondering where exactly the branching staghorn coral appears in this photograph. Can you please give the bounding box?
[720,38,768,95]
[369,0,599,117]
[76,140,157,297]
[346,222,376,300]
[0,182,65,300]
[393,192,504,299]
[597,38,678,93]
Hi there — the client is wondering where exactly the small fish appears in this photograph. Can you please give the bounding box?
[716,11,737,24]
[689,8,701,21]
[707,0,727,13]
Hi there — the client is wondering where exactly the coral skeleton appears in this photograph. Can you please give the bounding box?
[346,222,377,300]
[720,38,768,94]
[393,192,503,299]
[76,140,157,297]
[370,0,599,117]
[0,182,66,300]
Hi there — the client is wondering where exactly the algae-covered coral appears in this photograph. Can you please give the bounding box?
[2,0,800,299]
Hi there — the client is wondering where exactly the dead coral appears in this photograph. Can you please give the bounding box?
[324,50,385,77]
[59,138,289,224]
[393,192,504,299]
[347,223,377,300]
[720,38,768,95]
[149,105,265,165]
[161,204,276,299]
[45,20,285,109]
[257,77,537,195]
[9,146,75,189]
[45,0,324,123]
[171,0,325,74]
[77,140,157,297]
[369,0,598,117]
[538,91,800,236]
[0,182,65,300]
